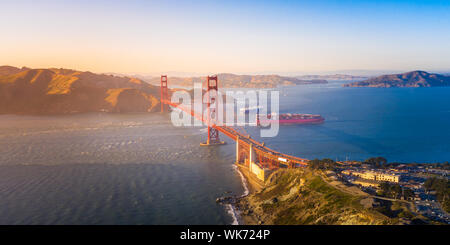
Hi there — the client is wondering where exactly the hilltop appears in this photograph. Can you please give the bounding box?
[344,71,450,88]
[0,66,160,115]
[0,66,30,76]
[143,73,327,88]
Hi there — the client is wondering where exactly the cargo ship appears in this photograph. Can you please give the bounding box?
[257,113,324,125]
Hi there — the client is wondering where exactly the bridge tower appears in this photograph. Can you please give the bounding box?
[201,75,225,146]
[160,75,168,112]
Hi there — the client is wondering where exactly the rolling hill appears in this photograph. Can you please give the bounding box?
[344,71,450,88]
[0,66,160,114]
[143,73,327,88]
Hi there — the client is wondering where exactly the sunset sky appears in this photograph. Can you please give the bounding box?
[1,0,450,75]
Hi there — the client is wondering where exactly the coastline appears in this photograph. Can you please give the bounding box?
[226,165,250,225]
[227,164,263,225]
[228,168,398,225]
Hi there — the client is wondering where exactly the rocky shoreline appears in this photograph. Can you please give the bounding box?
[228,168,413,225]
[216,164,260,225]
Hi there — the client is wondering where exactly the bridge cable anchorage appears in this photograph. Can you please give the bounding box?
[200,75,226,146]
[160,75,169,113]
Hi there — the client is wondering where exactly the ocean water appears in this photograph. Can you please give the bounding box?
[0,113,244,225]
[248,81,450,163]
[1,82,450,224]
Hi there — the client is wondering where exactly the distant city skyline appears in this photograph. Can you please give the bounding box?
[1,0,450,74]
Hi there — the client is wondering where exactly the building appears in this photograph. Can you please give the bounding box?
[350,171,400,183]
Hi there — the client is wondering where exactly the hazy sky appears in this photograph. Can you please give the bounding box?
[1,0,450,74]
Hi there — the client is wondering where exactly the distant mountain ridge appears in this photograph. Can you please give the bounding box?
[296,74,367,81]
[0,66,160,114]
[344,71,450,88]
[143,73,327,88]
[0,66,30,76]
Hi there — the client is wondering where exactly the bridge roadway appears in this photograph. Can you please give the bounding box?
[162,99,308,168]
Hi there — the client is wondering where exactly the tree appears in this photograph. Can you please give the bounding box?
[308,158,336,171]
[391,184,402,199]
[403,189,414,200]
[364,157,388,168]
[423,177,435,191]
[378,182,402,199]
[379,182,392,197]
[423,177,450,212]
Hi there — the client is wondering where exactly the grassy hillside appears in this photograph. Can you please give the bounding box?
[237,169,397,225]
[344,71,450,87]
[0,66,160,114]
[0,66,29,76]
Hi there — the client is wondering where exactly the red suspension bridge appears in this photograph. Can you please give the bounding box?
[160,75,308,172]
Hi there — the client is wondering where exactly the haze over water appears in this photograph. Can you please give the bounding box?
[1,82,450,224]
[249,81,450,163]
[0,113,245,225]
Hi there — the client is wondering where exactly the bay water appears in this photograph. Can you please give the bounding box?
[1,81,449,224]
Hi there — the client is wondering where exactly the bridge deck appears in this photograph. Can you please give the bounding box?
[163,99,308,167]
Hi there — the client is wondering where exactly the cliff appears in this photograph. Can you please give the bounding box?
[344,71,450,88]
[236,168,412,225]
[0,66,160,114]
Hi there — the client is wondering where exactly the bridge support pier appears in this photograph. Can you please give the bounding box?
[249,143,255,165]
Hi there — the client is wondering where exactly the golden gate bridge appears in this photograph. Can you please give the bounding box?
[159,75,308,174]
